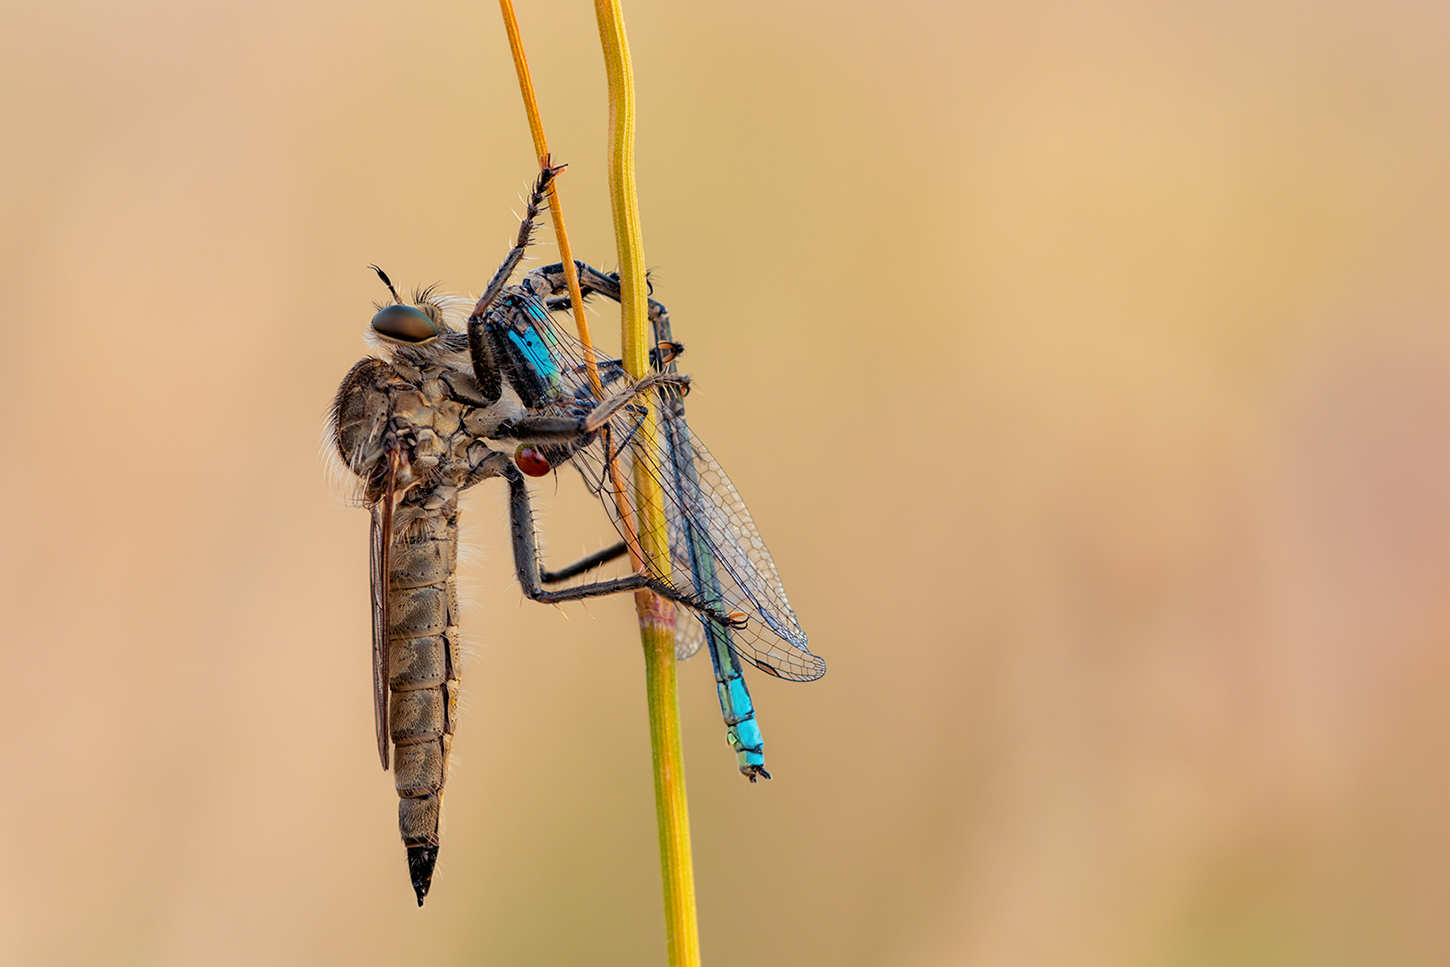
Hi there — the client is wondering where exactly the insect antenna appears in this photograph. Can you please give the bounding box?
[369,264,404,304]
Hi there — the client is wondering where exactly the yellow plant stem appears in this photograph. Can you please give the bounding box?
[497,3,700,961]
[594,3,701,966]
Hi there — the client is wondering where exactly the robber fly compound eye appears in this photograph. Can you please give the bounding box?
[371,304,439,343]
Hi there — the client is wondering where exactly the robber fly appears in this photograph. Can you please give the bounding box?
[326,167,823,906]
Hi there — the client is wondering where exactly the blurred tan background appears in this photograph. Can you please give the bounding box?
[4,0,1450,963]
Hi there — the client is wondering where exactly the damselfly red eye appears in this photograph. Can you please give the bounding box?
[514,445,552,477]
[371,304,438,343]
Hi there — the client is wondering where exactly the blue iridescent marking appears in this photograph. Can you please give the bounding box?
[507,329,559,387]
[727,678,754,716]
[522,300,560,347]
[736,718,763,750]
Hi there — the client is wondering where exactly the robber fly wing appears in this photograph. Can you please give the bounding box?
[369,451,401,771]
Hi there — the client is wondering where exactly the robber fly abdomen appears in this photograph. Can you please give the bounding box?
[332,353,511,904]
[382,506,460,892]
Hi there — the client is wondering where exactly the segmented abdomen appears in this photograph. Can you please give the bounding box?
[387,506,462,857]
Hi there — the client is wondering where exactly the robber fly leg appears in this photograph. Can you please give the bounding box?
[490,373,688,447]
[524,261,665,324]
[462,450,630,585]
[540,541,629,584]
[465,318,503,404]
[464,166,563,403]
[489,415,583,445]
[472,166,560,319]
[524,261,682,371]
[502,462,732,621]
[579,373,690,431]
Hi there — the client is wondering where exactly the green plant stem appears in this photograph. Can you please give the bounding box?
[594,3,702,965]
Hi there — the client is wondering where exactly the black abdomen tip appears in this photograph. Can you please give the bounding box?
[407,844,439,906]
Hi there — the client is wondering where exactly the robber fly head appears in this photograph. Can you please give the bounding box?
[367,265,449,344]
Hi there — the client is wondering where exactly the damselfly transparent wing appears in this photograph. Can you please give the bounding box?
[567,388,823,682]
[672,603,707,660]
[519,290,821,680]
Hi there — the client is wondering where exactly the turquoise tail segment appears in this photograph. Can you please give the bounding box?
[661,407,769,780]
[706,620,769,780]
